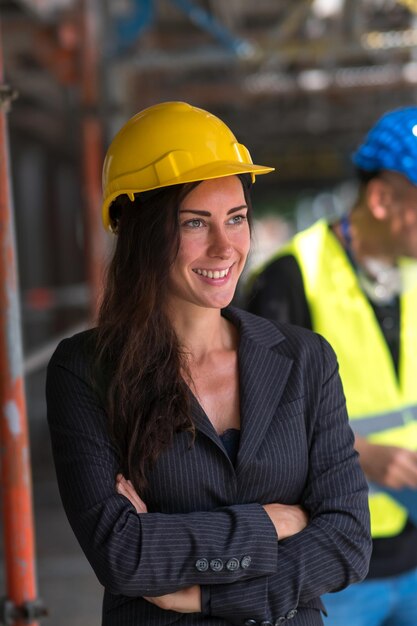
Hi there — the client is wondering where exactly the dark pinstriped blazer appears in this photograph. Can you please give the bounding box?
[46,307,371,626]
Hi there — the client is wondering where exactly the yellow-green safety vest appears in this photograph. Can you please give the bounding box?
[275,219,417,538]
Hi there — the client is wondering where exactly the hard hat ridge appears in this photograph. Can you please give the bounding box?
[101,101,274,231]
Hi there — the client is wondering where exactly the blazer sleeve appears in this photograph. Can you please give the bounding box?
[46,339,279,598]
[202,336,372,625]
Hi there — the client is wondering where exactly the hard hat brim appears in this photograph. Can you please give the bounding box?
[102,161,275,231]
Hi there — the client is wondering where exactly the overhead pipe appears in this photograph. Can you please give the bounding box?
[0,15,46,626]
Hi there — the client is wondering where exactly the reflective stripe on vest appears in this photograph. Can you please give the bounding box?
[352,405,417,437]
[279,219,417,538]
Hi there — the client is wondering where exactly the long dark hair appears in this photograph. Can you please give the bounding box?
[96,176,252,493]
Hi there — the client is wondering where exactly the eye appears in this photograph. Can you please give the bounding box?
[227,214,247,225]
[183,218,205,229]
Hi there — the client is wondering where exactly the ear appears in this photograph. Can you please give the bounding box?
[365,178,394,221]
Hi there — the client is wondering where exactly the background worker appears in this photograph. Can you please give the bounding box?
[246,107,417,626]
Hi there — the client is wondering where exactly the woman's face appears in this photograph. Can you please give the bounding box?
[166,175,250,312]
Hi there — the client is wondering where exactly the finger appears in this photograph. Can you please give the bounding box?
[389,467,417,489]
[143,596,169,609]
[116,475,135,495]
[115,477,131,494]
[121,493,147,513]
[115,478,137,500]
[392,452,417,487]
[122,480,147,509]
[387,466,417,489]
[116,478,147,512]
[136,501,148,513]
[143,597,155,604]
[115,480,128,495]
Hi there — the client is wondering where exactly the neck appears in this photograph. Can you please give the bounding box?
[166,302,236,362]
[334,209,395,267]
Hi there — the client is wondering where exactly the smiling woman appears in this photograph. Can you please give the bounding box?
[46,101,371,626]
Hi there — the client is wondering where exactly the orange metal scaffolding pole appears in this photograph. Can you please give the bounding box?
[0,17,45,626]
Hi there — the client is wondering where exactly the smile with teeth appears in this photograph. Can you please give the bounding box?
[193,266,231,279]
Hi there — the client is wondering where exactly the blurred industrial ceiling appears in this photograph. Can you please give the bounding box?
[3,0,417,188]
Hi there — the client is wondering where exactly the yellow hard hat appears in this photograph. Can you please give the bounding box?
[102,101,274,231]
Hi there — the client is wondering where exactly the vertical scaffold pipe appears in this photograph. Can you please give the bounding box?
[0,18,41,626]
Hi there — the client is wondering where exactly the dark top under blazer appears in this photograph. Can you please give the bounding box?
[46,307,371,626]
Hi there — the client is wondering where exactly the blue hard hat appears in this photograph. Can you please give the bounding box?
[352,107,417,185]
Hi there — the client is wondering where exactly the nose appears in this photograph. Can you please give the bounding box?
[207,225,233,259]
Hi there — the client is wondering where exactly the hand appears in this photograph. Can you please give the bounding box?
[144,585,201,613]
[355,437,417,489]
[115,478,200,613]
[115,474,148,513]
[263,503,308,540]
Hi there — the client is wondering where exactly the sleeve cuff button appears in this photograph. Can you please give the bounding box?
[241,555,252,569]
[209,558,224,572]
[226,557,240,571]
[286,609,298,620]
[195,558,209,572]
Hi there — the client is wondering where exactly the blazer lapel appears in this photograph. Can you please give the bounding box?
[222,308,294,473]
[237,337,293,473]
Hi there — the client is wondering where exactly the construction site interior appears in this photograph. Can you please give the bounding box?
[2,0,417,624]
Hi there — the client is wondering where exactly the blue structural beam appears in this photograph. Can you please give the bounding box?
[170,0,253,57]
[114,0,155,53]
[114,0,253,58]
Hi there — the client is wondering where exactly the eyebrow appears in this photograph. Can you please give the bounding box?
[179,205,248,217]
